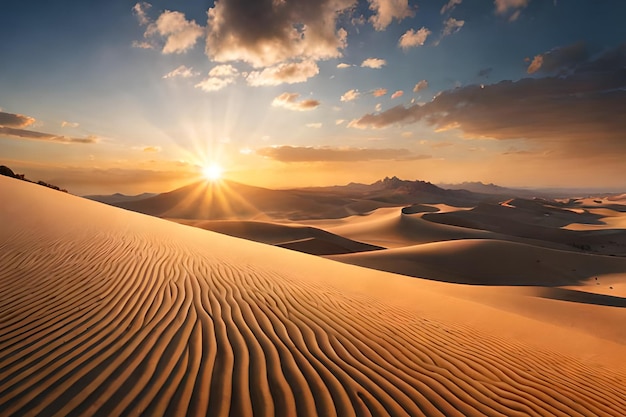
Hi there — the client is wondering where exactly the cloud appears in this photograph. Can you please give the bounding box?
[368,0,415,31]
[163,65,198,79]
[526,42,589,74]
[341,89,360,102]
[350,44,626,159]
[477,67,493,78]
[398,27,431,49]
[131,40,153,50]
[154,11,204,54]
[361,58,387,69]
[142,146,161,152]
[391,90,404,99]
[0,127,97,144]
[134,4,203,54]
[0,111,96,144]
[208,64,239,78]
[441,0,462,14]
[204,0,354,68]
[194,76,235,92]
[413,79,428,93]
[372,88,387,97]
[337,63,352,69]
[61,121,79,128]
[375,103,382,112]
[272,92,320,111]
[442,17,465,37]
[247,60,319,86]
[256,145,428,162]
[494,0,529,20]
[0,111,35,128]
[194,64,241,91]
[306,123,322,128]
[132,2,151,26]
[336,119,346,125]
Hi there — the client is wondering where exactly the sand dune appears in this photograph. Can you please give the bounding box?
[330,238,626,285]
[2,176,626,416]
[172,219,383,255]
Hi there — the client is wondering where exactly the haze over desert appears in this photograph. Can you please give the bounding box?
[3,0,626,415]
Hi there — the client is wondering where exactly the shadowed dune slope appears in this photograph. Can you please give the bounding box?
[172,219,384,255]
[2,176,626,416]
[330,239,626,285]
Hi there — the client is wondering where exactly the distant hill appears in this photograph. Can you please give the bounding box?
[83,192,157,204]
[438,181,545,198]
[109,177,494,221]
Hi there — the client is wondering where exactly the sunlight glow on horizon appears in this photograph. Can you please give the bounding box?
[202,163,223,182]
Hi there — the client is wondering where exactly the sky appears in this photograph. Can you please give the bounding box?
[1,0,625,195]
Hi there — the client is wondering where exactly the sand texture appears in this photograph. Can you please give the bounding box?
[2,176,626,416]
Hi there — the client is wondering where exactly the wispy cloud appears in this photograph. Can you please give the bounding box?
[257,145,429,162]
[341,89,360,102]
[494,0,529,21]
[61,121,80,128]
[526,42,588,74]
[413,79,428,93]
[247,60,319,86]
[163,64,198,79]
[372,88,388,97]
[442,17,465,37]
[0,111,96,144]
[441,0,462,14]
[272,93,320,111]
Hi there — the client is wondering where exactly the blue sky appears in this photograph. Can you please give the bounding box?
[1,0,625,194]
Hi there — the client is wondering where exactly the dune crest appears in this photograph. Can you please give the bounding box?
[1,176,626,416]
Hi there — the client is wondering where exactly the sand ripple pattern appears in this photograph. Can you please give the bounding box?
[1,205,626,416]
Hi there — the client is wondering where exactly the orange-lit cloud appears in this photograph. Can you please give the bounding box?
[133,4,203,54]
[526,42,588,74]
[494,0,529,21]
[361,58,387,69]
[441,0,462,14]
[368,0,414,31]
[337,63,352,69]
[0,111,35,128]
[341,89,360,102]
[162,64,198,79]
[372,88,387,97]
[398,27,431,49]
[391,90,404,99]
[256,145,429,162]
[142,146,161,152]
[413,79,428,93]
[442,17,464,37]
[61,121,80,128]
[247,60,319,86]
[204,0,354,68]
[0,111,96,144]
[272,93,320,111]
[194,76,234,92]
[350,44,626,158]
[0,127,97,144]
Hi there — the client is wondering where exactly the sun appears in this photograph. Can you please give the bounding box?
[202,163,223,181]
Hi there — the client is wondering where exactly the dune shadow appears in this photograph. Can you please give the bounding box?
[535,287,626,308]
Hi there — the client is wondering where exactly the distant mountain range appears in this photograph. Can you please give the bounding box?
[96,177,496,221]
